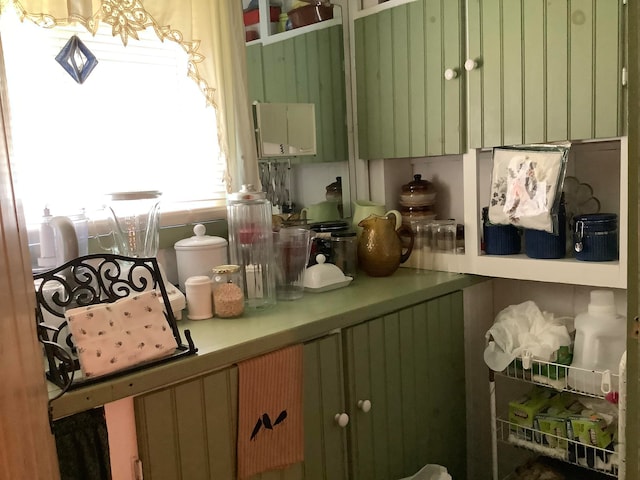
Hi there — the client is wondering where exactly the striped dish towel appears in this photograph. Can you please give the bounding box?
[237,344,304,479]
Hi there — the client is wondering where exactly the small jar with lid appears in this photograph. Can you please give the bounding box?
[211,265,245,318]
[330,230,358,279]
[399,174,437,207]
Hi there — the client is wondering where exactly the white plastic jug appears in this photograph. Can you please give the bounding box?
[568,290,626,396]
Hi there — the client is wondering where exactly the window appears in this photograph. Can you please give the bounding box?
[1,7,227,229]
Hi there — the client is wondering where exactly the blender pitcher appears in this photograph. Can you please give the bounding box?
[227,185,276,309]
[99,191,162,258]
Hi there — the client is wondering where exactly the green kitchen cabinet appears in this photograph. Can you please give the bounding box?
[302,332,350,480]
[133,292,465,479]
[466,0,625,148]
[134,366,239,480]
[246,25,348,164]
[342,291,466,480]
[354,0,465,159]
[134,335,348,479]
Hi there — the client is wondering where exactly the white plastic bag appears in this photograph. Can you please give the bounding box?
[398,464,452,480]
[483,300,572,372]
[488,143,570,233]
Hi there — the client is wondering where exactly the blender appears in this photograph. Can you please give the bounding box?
[99,190,186,317]
[102,191,162,258]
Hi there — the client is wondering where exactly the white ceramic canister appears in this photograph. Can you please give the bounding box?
[174,223,228,292]
[185,275,213,320]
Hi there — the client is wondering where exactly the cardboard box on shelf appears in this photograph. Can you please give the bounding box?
[508,386,556,440]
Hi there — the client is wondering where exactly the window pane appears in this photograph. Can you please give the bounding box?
[1,9,226,224]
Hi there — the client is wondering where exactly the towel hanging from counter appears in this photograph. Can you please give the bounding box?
[237,344,304,479]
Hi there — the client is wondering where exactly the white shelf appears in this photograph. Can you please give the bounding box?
[354,0,417,19]
[473,255,626,289]
[259,18,342,46]
[458,137,628,289]
[247,0,343,46]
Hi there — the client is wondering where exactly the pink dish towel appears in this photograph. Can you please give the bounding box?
[237,344,304,479]
[65,290,177,378]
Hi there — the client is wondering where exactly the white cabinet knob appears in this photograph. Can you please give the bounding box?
[357,399,372,413]
[464,59,478,71]
[334,413,349,428]
[444,68,458,80]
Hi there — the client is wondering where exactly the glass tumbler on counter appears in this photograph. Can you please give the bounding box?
[227,185,276,309]
[331,230,358,278]
[273,227,311,301]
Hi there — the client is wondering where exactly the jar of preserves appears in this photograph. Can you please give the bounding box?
[211,265,245,318]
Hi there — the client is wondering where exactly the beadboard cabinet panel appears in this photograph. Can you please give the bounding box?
[134,367,238,480]
[343,291,466,480]
[354,0,465,160]
[134,292,466,479]
[246,25,348,164]
[466,0,624,148]
[135,339,348,480]
[303,333,349,480]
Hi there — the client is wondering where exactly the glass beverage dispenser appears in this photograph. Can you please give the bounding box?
[227,184,276,309]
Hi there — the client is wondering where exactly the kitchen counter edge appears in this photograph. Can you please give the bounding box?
[49,269,487,419]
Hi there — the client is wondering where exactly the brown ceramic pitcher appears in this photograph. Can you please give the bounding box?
[357,213,414,277]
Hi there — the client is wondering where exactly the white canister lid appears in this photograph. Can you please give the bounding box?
[175,224,228,251]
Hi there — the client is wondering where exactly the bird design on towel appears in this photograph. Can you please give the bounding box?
[250,410,288,441]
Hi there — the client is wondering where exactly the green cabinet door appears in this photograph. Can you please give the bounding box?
[135,366,239,480]
[343,291,466,480]
[246,25,348,164]
[303,333,349,480]
[354,0,464,160]
[467,0,624,148]
[134,337,348,480]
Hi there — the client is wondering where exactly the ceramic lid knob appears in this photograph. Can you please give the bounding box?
[193,223,206,237]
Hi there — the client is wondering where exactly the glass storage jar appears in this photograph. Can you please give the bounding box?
[211,265,245,318]
[399,174,437,207]
[227,184,276,309]
[331,230,358,278]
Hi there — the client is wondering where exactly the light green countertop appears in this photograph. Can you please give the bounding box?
[49,268,485,419]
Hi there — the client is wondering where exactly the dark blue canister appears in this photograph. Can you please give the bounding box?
[524,198,566,259]
[482,207,521,255]
[573,213,618,261]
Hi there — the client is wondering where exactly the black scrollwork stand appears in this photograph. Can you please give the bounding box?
[34,254,197,398]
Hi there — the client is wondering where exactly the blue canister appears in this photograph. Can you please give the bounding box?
[482,207,521,255]
[524,198,566,259]
[573,213,618,262]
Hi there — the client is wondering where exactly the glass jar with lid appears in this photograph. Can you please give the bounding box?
[227,184,276,309]
[399,174,436,207]
[211,265,245,318]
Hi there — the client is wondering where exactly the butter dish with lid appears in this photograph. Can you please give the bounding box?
[304,254,353,293]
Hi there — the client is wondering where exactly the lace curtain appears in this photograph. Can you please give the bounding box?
[0,0,260,192]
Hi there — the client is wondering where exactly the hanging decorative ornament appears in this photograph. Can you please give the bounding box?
[55,35,98,84]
